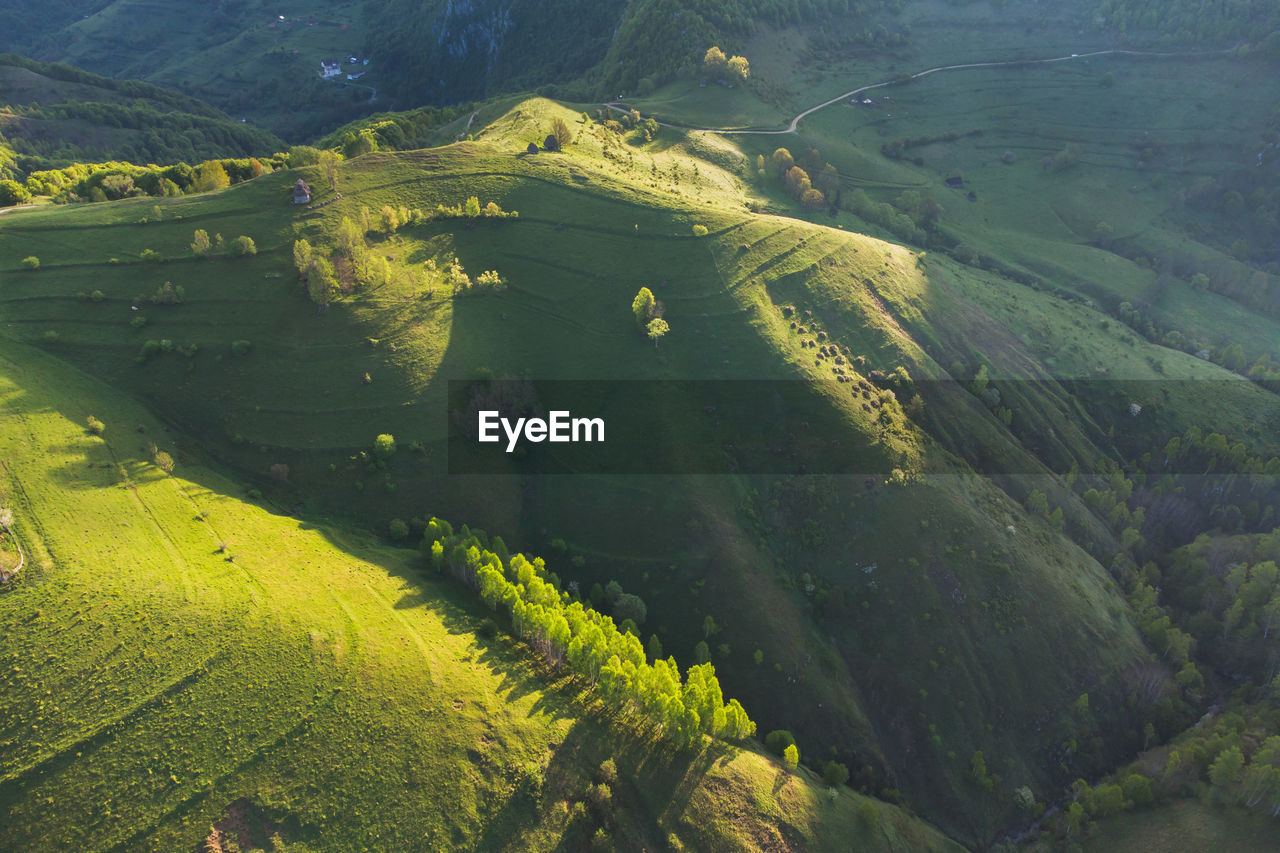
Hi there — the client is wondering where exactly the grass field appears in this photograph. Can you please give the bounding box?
[0,337,966,852]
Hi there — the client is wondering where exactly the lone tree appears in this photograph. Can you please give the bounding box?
[551,117,574,149]
[632,286,656,326]
[293,239,314,276]
[704,46,728,77]
[704,46,749,84]
[772,147,794,176]
[647,318,670,347]
[307,256,338,305]
[190,229,211,258]
[318,150,340,191]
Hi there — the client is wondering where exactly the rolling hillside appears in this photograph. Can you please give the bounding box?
[0,336,963,852]
[0,55,283,179]
[1,0,1279,845]
[7,94,1275,846]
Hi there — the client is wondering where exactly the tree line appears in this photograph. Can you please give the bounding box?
[424,518,757,748]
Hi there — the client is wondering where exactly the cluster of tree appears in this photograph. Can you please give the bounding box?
[18,156,281,204]
[767,147,838,212]
[702,47,749,83]
[0,102,282,176]
[631,286,669,345]
[442,258,507,296]
[434,196,518,220]
[596,0,888,94]
[190,230,255,259]
[880,129,984,165]
[1044,698,1280,844]
[316,104,475,153]
[424,519,756,747]
[1086,0,1280,47]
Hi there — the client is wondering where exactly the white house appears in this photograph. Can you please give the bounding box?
[319,59,341,79]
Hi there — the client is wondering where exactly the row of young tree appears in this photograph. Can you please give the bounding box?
[424,519,756,747]
[13,155,286,204]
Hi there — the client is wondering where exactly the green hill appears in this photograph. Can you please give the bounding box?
[0,336,961,852]
[6,94,1268,845]
[0,55,283,179]
[2,2,1279,846]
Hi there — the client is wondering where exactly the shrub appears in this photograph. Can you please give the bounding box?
[822,760,850,787]
[389,518,410,540]
[140,339,162,359]
[233,235,256,256]
[131,316,148,329]
[783,744,800,769]
[21,256,40,270]
[42,330,59,343]
[373,433,397,460]
[85,416,105,435]
[231,340,252,356]
[691,224,708,236]
[765,730,795,756]
[596,758,618,788]
[585,782,612,818]
[140,248,163,263]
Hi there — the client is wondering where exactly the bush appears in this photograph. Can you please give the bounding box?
[389,518,410,540]
[691,224,708,236]
[233,235,256,256]
[131,316,148,329]
[42,330,59,343]
[596,758,618,788]
[373,433,397,460]
[90,290,105,303]
[0,179,31,206]
[85,416,105,436]
[765,730,795,756]
[822,760,850,787]
[140,249,163,263]
[230,340,252,356]
[21,256,39,270]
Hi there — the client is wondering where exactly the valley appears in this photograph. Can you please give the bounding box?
[1,1,1279,851]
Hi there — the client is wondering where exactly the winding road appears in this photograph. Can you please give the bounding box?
[608,46,1238,136]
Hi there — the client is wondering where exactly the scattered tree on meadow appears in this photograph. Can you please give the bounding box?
[632,287,656,326]
[190,229,211,258]
[704,46,728,76]
[647,318,669,347]
[783,744,800,769]
[21,256,39,270]
[307,256,339,305]
[318,150,340,191]
[727,55,750,83]
[336,217,365,258]
[381,205,400,233]
[771,148,794,176]
[193,160,230,192]
[551,117,574,149]
[233,235,256,257]
[293,239,313,276]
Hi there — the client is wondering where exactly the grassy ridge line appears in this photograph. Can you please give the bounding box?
[0,339,958,851]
